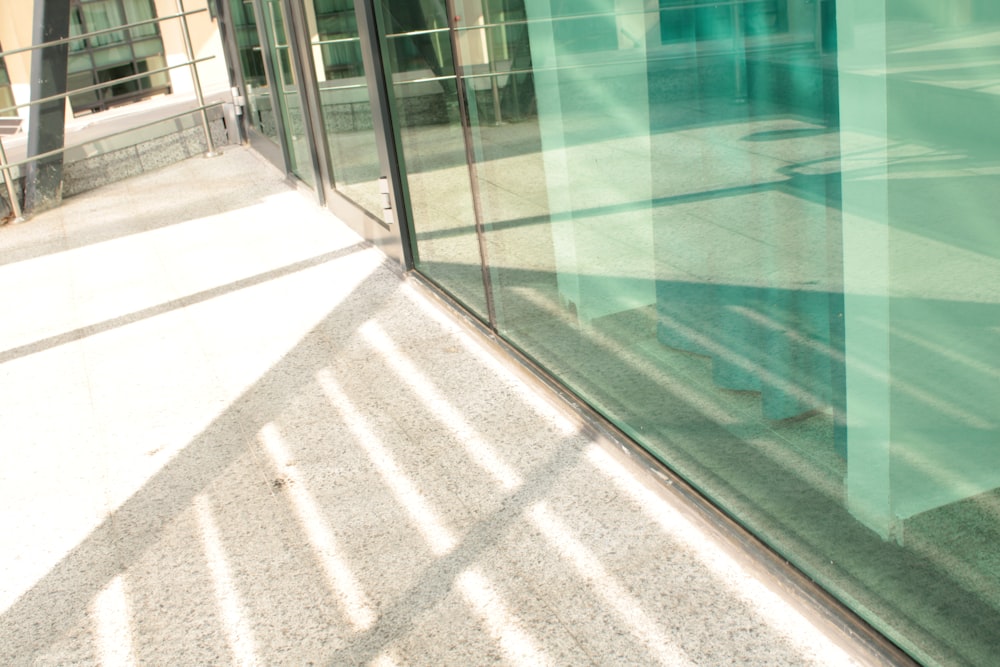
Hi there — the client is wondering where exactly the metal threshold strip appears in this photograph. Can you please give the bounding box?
[403,269,920,667]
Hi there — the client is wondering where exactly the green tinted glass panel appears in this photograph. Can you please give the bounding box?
[445,1,1000,664]
[122,0,157,37]
[381,0,488,319]
[68,53,95,74]
[0,47,13,117]
[230,0,279,143]
[144,56,169,88]
[308,0,382,216]
[67,0,168,113]
[92,44,133,66]
[132,37,164,58]
[262,0,314,186]
[80,0,127,45]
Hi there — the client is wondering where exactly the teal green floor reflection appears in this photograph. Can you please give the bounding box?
[395,3,1000,665]
[460,80,997,667]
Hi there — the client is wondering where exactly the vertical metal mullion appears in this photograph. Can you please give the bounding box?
[442,0,498,330]
[282,0,330,205]
[250,0,294,175]
[354,0,415,269]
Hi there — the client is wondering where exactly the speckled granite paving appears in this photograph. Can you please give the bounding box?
[0,147,866,666]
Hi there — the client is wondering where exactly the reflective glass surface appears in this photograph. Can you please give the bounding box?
[233,0,314,184]
[309,0,383,216]
[405,1,1000,664]
[379,0,489,319]
[262,0,314,187]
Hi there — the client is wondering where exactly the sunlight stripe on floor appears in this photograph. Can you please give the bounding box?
[91,574,137,667]
[529,502,694,667]
[194,494,259,666]
[369,648,404,667]
[457,568,554,667]
[358,320,522,490]
[258,422,376,631]
[316,368,457,556]
[400,281,578,436]
[585,445,855,666]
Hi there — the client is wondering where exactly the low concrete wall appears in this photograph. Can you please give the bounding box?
[61,117,231,197]
[1,111,233,221]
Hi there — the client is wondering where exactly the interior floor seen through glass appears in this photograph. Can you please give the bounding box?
[397,2,1000,665]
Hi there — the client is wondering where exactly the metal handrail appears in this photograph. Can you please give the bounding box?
[0,9,206,59]
[0,1,218,223]
[311,36,362,47]
[0,57,214,116]
[0,102,224,171]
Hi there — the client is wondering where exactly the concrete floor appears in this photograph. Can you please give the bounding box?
[0,146,865,666]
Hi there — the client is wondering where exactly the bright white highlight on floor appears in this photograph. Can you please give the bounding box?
[258,423,376,631]
[194,494,259,666]
[316,368,457,556]
[369,649,404,667]
[528,502,694,667]
[358,320,523,490]
[91,574,137,667]
[400,281,578,437]
[585,445,855,666]
[457,569,554,667]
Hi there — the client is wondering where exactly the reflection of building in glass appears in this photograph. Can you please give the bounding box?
[67,0,172,114]
[0,43,14,117]
[311,0,364,79]
[229,0,265,81]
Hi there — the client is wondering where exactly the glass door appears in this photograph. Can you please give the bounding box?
[373,0,491,320]
[257,0,316,186]
[303,0,384,218]
[229,0,316,186]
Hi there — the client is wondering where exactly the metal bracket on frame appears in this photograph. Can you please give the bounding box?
[379,176,394,226]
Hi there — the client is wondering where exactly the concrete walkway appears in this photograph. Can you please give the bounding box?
[0,147,865,665]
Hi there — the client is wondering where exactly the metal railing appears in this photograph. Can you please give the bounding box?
[0,0,221,223]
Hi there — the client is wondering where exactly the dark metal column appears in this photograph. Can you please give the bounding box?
[354,0,415,268]
[25,0,72,214]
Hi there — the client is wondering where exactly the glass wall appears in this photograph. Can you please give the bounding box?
[230,0,275,148]
[307,0,384,217]
[262,0,315,186]
[232,0,315,185]
[378,0,489,318]
[390,0,1000,664]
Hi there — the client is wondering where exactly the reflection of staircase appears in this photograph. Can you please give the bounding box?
[655,281,842,423]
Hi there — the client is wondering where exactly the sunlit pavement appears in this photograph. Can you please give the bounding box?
[1,147,863,665]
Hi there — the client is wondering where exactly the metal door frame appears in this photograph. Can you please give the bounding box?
[218,0,412,266]
[342,0,413,268]
[239,0,295,172]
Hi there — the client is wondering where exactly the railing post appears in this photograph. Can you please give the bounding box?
[0,140,25,223]
[177,0,220,157]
